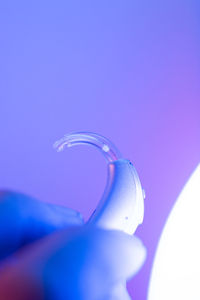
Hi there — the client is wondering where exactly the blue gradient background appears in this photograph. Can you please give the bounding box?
[0,1,200,299]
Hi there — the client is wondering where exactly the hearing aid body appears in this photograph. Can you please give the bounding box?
[54,132,145,235]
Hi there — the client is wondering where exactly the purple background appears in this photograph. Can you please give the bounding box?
[0,1,200,299]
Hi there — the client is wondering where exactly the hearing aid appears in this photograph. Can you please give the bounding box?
[53,132,145,235]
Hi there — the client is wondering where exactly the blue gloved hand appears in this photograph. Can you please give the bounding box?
[0,190,146,300]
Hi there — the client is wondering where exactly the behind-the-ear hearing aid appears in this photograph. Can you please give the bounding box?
[53,132,145,235]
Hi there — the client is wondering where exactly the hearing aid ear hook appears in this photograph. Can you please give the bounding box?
[53,131,122,162]
[53,132,145,235]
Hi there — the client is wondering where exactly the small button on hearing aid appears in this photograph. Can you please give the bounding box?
[54,131,145,235]
[142,189,146,199]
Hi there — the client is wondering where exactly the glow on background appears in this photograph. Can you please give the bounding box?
[148,164,200,300]
[0,1,200,299]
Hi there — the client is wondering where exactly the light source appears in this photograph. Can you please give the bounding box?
[148,164,200,300]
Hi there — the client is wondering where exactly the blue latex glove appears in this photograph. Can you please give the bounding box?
[0,190,146,300]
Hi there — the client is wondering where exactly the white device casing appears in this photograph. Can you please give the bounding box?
[89,159,144,235]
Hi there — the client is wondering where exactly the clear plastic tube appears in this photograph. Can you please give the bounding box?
[53,131,122,163]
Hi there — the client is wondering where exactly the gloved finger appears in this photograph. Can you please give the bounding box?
[24,226,146,299]
[82,226,147,281]
[0,226,145,300]
[0,190,84,260]
[104,281,131,300]
[35,225,146,281]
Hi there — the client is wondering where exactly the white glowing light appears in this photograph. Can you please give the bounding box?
[148,164,200,300]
